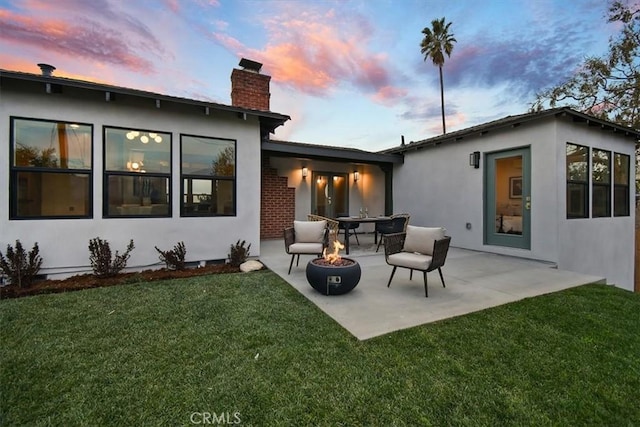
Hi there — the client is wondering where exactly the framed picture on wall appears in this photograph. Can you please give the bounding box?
[509,176,522,199]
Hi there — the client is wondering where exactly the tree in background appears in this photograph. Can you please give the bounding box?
[531,1,639,193]
[421,17,457,134]
[212,146,235,176]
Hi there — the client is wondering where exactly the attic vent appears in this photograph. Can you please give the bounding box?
[37,63,56,76]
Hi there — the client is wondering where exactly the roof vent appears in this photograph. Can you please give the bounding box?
[239,58,262,73]
[37,63,56,76]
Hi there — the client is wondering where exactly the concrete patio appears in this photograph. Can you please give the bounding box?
[259,232,605,340]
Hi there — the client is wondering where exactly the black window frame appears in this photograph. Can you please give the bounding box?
[566,142,589,219]
[180,134,237,217]
[613,152,631,217]
[591,148,611,218]
[102,126,172,218]
[9,116,93,220]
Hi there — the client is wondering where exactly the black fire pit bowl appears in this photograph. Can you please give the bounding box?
[306,258,361,295]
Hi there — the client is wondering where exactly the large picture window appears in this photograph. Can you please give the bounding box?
[566,143,589,219]
[592,149,611,217]
[181,135,236,216]
[10,117,92,219]
[613,153,630,217]
[104,127,171,217]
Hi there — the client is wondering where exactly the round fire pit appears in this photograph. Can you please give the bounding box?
[306,257,361,295]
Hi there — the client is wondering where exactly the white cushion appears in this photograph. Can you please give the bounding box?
[294,220,326,243]
[387,252,432,270]
[403,226,445,256]
[288,242,324,254]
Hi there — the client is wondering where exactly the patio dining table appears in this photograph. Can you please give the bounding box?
[336,216,391,254]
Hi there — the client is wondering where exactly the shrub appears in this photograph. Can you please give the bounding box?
[88,238,135,278]
[228,239,251,267]
[0,240,43,288]
[155,241,187,270]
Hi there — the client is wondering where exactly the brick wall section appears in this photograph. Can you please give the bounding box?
[261,158,295,239]
[231,69,271,111]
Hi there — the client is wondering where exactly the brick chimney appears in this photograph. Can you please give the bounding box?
[231,58,270,111]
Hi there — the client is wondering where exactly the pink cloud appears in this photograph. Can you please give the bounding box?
[373,86,409,105]
[0,55,47,74]
[211,33,247,56]
[197,0,220,6]
[0,7,159,73]
[212,19,229,31]
[211,5,406,104]
[166,0,180,13]
[426,112,468,135]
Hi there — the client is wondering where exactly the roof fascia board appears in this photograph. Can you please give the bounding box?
[262,141,403,164]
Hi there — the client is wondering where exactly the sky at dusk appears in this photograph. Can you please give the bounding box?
[0,0,619,151]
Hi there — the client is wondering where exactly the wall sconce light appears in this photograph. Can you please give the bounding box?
[302,167,308,179]
[353,171,360,182]
[469,151,480,169]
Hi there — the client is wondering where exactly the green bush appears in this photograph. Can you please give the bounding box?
[88,238,135,278]
[155,241,187,270]
[0,240,43,288]
[228,240,251,267]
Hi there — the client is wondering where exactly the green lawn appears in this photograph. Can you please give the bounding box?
[2,271,639,426]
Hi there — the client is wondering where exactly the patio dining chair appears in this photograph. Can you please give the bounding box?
[284,220,329,274]
[337,212,360,246]
[375,213,410,252]
[384,225,451,297]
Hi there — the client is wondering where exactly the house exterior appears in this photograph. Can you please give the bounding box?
[386,109,638,291]
[0,60,289,278]
[2,61,637,292]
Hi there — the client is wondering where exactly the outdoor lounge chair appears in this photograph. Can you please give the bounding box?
[375,213,410,252]
[384,225,451,297]
[284,220,329,274]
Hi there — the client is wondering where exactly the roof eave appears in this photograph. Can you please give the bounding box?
[387,107,639,154]
[0,69,290,132]
[262,140,403,165]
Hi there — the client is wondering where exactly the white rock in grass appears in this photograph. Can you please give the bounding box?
[240,260,263,272]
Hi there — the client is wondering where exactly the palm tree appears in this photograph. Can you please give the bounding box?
[421,17,456,134]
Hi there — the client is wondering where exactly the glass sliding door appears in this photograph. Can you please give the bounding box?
[312,172,348,218]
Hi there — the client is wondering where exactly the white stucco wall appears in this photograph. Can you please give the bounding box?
[555,121,636,291]
[267,157,385,232]
[394,116,636,290]
[395,118,558,261]
[1,80,263,277]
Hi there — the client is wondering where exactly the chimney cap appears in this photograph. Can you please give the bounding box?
[37,63,56,76]
[239,58,262,73]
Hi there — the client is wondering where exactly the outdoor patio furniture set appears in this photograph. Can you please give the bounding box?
[283,214,451,297]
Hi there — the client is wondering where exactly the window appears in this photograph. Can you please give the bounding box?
[592,149,611,217]
[181,135,236,216]
[10,117,92,219]
[613,153,630,216]
[566,143,589,218]
[104,127,171,217]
